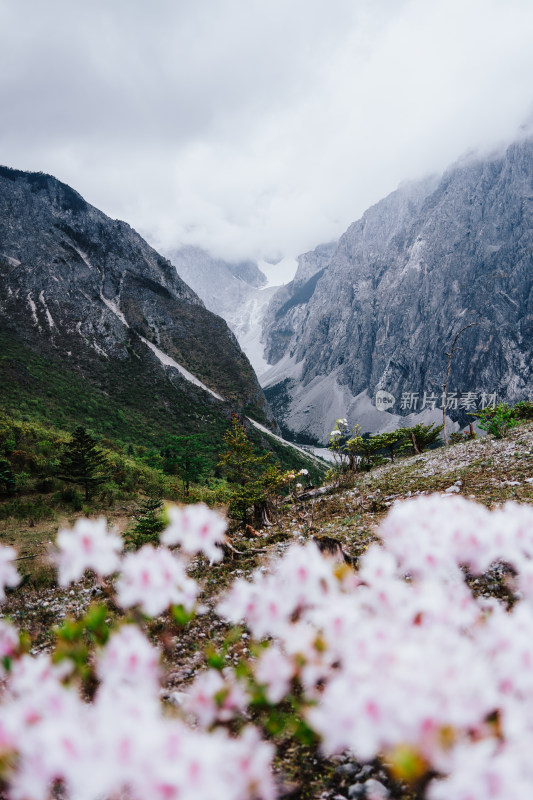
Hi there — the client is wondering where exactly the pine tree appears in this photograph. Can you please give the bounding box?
[399,423,443,454]
[162,434,210,496]
[57,426,109,500]
[219,416,271,486]
[369,430,406,463]
[125,495,165,550]
[218,416,285,525]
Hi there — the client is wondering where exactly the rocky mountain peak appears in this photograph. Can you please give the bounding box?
[261,138,533,443]
[0,166,273,425]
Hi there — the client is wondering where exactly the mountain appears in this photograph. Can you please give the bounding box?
[262,241,338,367]
[168,245,278,376]
[0,166,275,446]
[261,138,533,443]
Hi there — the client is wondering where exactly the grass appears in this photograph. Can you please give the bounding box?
[0,332,325,497]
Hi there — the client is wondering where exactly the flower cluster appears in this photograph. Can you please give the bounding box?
[183,668,250,728]
[0,634,275,800]
[0,503,276,800]
[54,517,123,586]
[116,545,198,617]
[2,494,533,799]
[217,494,533,799]
[54,503,228,615]
[162,503,227,563]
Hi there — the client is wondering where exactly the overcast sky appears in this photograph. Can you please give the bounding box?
[1,0,532,278]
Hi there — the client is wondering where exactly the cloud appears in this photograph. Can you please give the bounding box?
[0,0,532,269]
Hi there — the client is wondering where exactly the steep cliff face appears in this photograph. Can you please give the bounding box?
[169,245,278,376]
[0,167,273,432]
[169,245,267,313]
[262,140,533,442]
[262,241,337,367]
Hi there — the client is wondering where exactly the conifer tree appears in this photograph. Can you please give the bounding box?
[218,416,285,525]
[399,423,443,454]
[369,430,406,462]
[125,495,165,550]
[162,434,210,496]
[57,426,109,500]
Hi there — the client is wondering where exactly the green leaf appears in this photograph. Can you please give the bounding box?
[206,649,226,670]
[171,604,195,626]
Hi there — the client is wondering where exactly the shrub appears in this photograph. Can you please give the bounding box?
[476,403,519,439]
[124,495,166,550]
[515,400,533,420]
[449,431,469,444]
[34,476,58,493]
[0,458,16,494]
[399,423,443,453]
[59,486,84,511]
[2,437,16,456]
[99,480,123,507]
[14,471,32,491]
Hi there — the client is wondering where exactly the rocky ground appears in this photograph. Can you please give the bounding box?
[1,423,532,799]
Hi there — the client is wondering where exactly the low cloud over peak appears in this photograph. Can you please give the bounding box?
[1,0,532,272]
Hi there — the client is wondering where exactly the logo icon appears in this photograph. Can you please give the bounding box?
[375,390,395,411]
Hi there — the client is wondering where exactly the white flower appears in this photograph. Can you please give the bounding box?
[55,518,122,586]
[0,545,20,600]
[162,503,227,563]
[255,645,295,703]
[97,625,160,694]
[184,668,249,727]
[0,619,19,663]
[115,545,198,617]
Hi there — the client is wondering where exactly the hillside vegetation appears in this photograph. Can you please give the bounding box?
[1,406,532,798]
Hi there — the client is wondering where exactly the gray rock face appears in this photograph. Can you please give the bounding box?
[168,244,278,377]
[0,166,271,414]
[262,139,533,443]
[263,241,337,365]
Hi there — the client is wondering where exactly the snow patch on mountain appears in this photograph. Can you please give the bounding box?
[139,335,224,400]
[27,294,39,327]
[168,245,280,377]
[100,295,129,328]
[246,417,327,468]
[224,288,278,378]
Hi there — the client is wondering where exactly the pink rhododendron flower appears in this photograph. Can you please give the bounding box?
[223,726,276,800]
[55,517,122,586]
[115,545,198,617]
[378,494,494,578]
[0,643,275,800]
[3,491,533,800]
[255,644,295,703]
[218,542,337,638]
[216,493,533,790]
[0,545,20,600]
[97,625,160,694]
[184,668,249,728]
[162,503,227,562]
[0,619,18,662]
